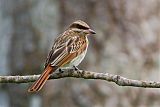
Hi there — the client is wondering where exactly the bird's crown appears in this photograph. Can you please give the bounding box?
[69,20,90,30]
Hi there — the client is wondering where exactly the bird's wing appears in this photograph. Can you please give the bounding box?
[44,35,87,69]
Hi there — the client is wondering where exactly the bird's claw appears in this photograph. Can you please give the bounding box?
[59,68,64,73]
[73,65,79,71]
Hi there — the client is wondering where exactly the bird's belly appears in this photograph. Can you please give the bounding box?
[62,49,87,68]
[70,50,87,66]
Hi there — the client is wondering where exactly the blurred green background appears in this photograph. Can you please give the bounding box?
[0,0,160,107]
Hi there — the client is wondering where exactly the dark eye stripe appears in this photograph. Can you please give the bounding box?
[70,23,89,30]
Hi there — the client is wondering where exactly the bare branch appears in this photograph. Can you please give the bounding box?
[0,69,160,88]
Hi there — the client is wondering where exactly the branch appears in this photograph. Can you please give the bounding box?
[0,69,160,88]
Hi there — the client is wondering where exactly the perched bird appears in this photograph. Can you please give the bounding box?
[28,20,96,92]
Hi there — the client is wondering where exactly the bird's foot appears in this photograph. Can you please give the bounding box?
[59,68,65,73]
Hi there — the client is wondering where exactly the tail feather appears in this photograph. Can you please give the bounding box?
[28,65,54,92]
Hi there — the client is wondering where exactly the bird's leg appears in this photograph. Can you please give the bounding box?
[73,65,79,71]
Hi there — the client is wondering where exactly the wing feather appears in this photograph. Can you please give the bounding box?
[45,32,87,69]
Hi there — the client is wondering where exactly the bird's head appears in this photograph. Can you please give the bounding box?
[68,20,96,36]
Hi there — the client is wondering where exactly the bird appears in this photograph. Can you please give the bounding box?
[28,20,96,92]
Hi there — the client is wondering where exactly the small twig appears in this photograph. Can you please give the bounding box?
[0,69,160,88]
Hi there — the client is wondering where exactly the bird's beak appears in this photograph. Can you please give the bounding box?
[83,28,96,35]
[88,28,96,34]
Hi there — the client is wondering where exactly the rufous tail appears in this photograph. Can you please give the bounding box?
[28,65,54,92]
